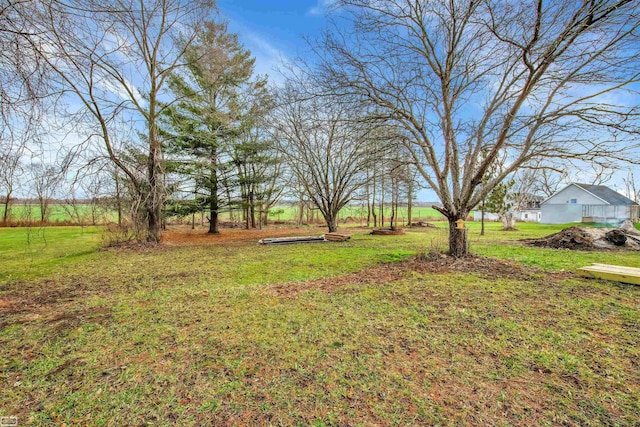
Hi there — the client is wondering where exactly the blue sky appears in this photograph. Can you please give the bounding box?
[217,0,330,83]
[215,1,639,203]
[215,1,451,201]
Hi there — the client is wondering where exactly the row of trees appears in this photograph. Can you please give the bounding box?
[300,0,640,256]
[2,0,640,257]
[1,0,424,234]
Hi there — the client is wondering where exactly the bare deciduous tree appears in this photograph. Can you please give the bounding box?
[28,161,62,223]
[1,1,51,223]
[0,146,26,223]
[273,88,373,232]
[28,0,215,242]
[310,0,640,256]
[623,172,639,204]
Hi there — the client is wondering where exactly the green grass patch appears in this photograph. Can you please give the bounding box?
[0,226,103,280]
[0,223,638,425]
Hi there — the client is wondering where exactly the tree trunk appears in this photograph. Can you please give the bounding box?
[372,207,377,228]
[40,198,48,223]
[147,205,161,243]
[297,199,304,227]
[448,215,469,258]
[371,173,377,227]
[91,201,97,225]
[325,211,338,232]
[502,212,516,230]
[208,194,219,234]
[114,170,122,227]
[209,209,219,233]
[3,188,12,223]
[146,125,162,244]
[407,181,413,227]
[209,168,219,234]
[480,199,485,236]
[249,190,256,228]
[225,187,233,222]
[380,185,385,228]
[389,178,395,230]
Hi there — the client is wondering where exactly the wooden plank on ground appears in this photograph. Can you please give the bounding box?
[577,263,640,285]
[590,263,640,273]
[324,233,351,242]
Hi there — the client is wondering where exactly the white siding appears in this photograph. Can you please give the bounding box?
[472,211,500,221]
[517,210,541,222]
[544,184,605,205]
[582,205,632,223]
[541,204,583,224]
[541,184,638,224]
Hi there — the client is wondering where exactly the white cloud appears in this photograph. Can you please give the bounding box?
[307,0,338,17]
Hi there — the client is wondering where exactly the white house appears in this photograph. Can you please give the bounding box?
[472,208,541,222]
[516,209,541,222]
[540,183,639,224]
[472,211,500,221]
[472,196,542,223]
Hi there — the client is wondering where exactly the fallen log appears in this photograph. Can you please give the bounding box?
[370,228,406,236]
[258,235,327,245]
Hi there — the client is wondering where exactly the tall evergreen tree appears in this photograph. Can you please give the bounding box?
[162,20,259,233]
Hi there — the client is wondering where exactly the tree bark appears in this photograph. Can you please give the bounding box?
[406,180,413,227]
[209,209,219,234]
[326,213,338,232]
[3,188,12,223]
[436,207,471,257]
[114,170,122,227]
[297,198,304,227]
[208,167,219,234]
[448,216,469,258]
[480,199,485,236]
[249,190,256,228]
[39,198,48,223]
[146,110,162,243]
[502,212,516,230]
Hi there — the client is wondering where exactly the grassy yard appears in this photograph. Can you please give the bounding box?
[0,223,638,426]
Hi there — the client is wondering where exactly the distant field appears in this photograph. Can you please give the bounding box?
[1,204,442,225]
[0,204,115,224]
[265,205,444,223]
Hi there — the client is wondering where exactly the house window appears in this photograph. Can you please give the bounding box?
[524,213,528,219]
[570,199,577,204]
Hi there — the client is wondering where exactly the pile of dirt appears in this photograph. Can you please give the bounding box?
[526,221,640,250]
[370,227,406,235]
[410,221,437,228]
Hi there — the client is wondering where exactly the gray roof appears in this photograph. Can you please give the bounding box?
[574,183,637,205]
